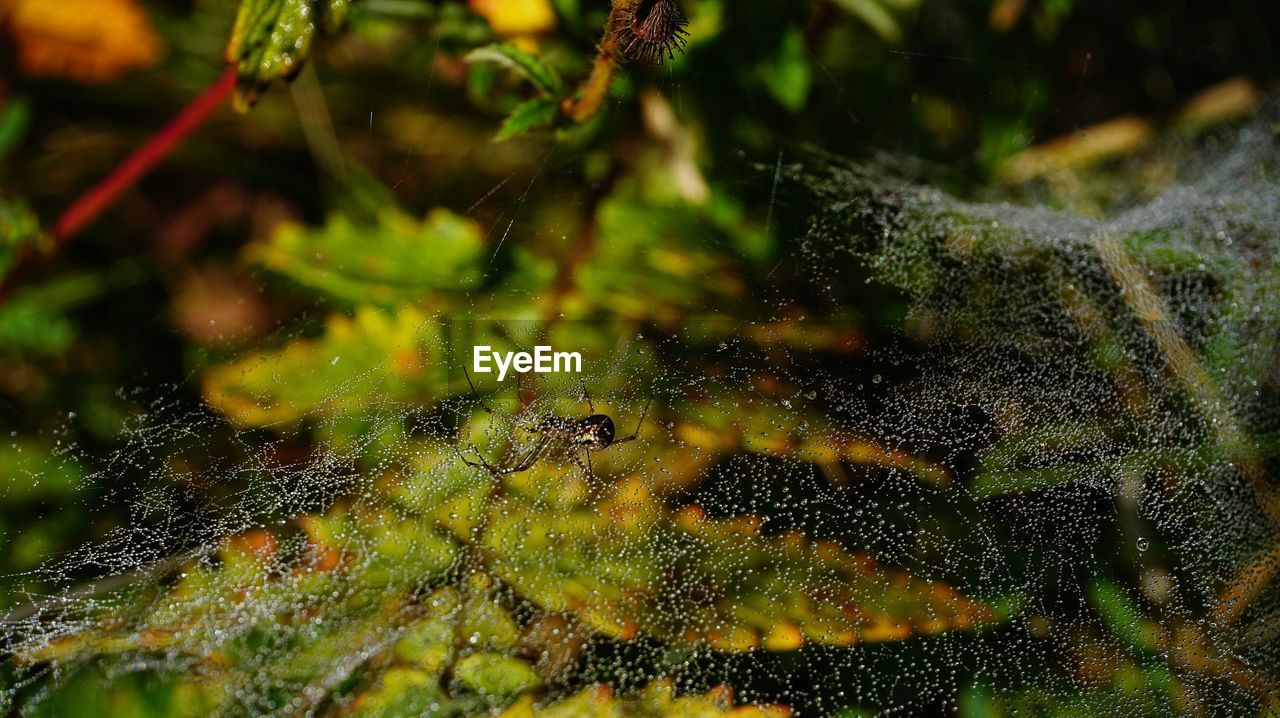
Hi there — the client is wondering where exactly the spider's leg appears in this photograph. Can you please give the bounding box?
[453,441,503,475]
[613,393,654,444]
[462,363,498,416]
[454,387,504,472]
[504,434,552,474]
[451,441,484,469]
[516,369,531,412]
[568,449,594,482]
[580,378,595,413]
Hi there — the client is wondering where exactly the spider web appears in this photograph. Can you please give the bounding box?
[2,102,1279,718]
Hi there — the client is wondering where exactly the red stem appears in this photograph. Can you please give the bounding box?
[52,66,238,242]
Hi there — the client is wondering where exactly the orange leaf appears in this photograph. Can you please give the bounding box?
[1,0,163,83]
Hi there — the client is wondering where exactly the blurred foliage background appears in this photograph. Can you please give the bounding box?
[1,0,1279,715]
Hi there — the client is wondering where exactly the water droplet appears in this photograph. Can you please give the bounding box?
[331,356,340,366]
[1136,537,1149,552]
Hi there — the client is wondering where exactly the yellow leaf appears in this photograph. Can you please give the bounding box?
[0,0,163,83]
[469,0,557,37]
[998,116,1153,184]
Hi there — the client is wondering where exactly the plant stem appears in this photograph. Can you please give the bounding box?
[53,67,238,242]
[561,0,635,123]
[0,67,238,305]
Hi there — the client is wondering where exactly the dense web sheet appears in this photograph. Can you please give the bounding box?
[791,108,1280,711]
[2,105,1278,716]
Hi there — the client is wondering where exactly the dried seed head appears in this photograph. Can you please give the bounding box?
[619,0,690,65]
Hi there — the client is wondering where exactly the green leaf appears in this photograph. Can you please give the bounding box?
[202,306,449,427]
[465,44,563,97]
[0,294,76,355]
[0,265,143,357]
[486,475,1007,651]
[23,667,223,718]
[570,186,747,317]
[14,437,1006,712]
[454,653,541,697]
[21,504,461,667]
[1089,580,1159,654]
[0,441,83,500]
[500,680,785,716]
[323,0,352,33]
[496,98,559,140]
[0,96,32,160]
[352,0,436,19]
[0,197,47,277]
[250,207,486,304]
[0,266,138,356]
[830,0,910,44]
[756,29,811,112]
[392,591,461,672]
[226,0,355,109]
[348,667,459,718]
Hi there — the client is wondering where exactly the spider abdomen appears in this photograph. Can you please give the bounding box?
[576,414,617,449]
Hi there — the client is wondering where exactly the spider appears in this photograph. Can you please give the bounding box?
[455,365,652,480]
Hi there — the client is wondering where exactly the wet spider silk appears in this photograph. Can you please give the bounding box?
[2,104,1279,716]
